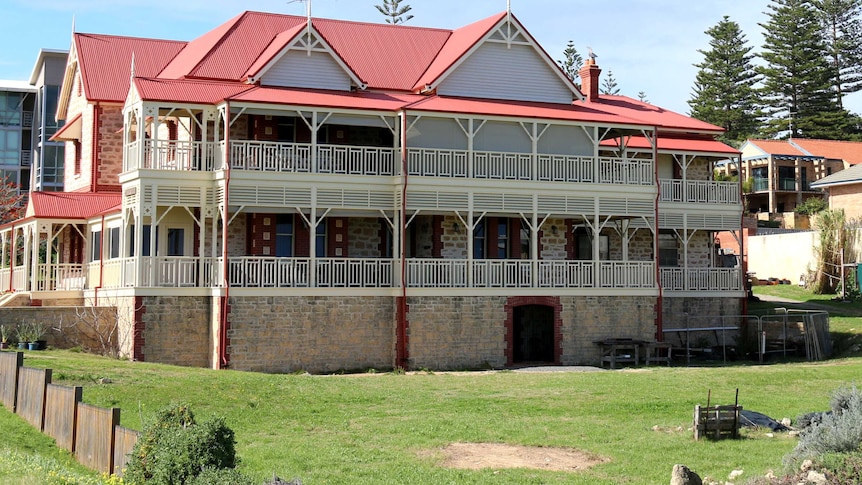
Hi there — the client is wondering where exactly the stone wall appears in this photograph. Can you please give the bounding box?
[661,296,744,346]
[96,106,124,189]
[348,218,381,258]
[227,296,394,373]
[406,295,657,369]
[407,296,508,369]
[0,306,115,353]
[441,215,468,258]
[138,296,212,368]
[540,218,567,260]
[687,231,712,267]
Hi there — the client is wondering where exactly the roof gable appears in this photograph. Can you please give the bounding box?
[25,192,121,219]
[246,22,365,91]
[414,13,581,102]
[741,139,807,160]
[790,139,862,165]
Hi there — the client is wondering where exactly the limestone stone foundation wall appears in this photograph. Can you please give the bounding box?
[227,296,394,373]
[0,306,115,352]
[661,296,744,333]
[558,296,656,365]
[138,296,212,368]
[407,296,508,369]
[407,295,657,369]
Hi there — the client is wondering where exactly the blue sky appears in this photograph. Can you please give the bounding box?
[3,0,855,116]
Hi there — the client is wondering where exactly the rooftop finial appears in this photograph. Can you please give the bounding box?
[130,52,136,79]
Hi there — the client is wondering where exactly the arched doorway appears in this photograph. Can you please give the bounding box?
[513,305,555,363]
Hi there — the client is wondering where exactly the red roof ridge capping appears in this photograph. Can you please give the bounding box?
[25,192,122,220]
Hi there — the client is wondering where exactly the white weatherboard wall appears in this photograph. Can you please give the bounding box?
[438,43,572,104]
[748,232,817,282]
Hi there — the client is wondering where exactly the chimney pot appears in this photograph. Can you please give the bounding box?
[579,60,601,102]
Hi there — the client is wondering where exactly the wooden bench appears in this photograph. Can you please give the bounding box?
[693,404,741,440]
[643,342,672,366]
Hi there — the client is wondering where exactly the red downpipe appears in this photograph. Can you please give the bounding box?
[738,156,748,316]
[218,102,231,369]
[652,131,662,341]
[397,111,408,369]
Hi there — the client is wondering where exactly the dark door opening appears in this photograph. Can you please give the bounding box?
[513,305,555,363]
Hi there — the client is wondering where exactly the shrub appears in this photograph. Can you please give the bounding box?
[123,403,248,485]
[787,385,862,467]
[795,197,827,215]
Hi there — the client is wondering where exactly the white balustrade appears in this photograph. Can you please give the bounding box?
[406,259,467,287]
[407,148,468,177]
[474,151,532,180]
[34,264,86,291]
[598,158,654,186]
[537,155,594,183]
[660,268,742,291]
[227,257,310,288]
[316,258,394,288]
[659,179,740,204]
[125,140,216,171]
[599,261,655,288]
[537,261,594,287]
[228,141,396,176]
[473,260,533,288]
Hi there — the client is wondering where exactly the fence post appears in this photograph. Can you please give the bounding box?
[0,351,23,412]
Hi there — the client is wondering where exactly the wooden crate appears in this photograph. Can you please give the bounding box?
[693,404,741,440]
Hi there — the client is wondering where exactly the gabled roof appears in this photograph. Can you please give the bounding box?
[741,139,807,159]
[810,162,862,188]
[590,95,724,134]
[75,33,186,102]
[25,192,121,219]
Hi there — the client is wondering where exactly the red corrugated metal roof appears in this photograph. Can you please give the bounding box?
[75,33,186,103]
[134,78,255,104]
[405,96,648,126]
[25,192,121,219]
[412,13,505,90]
[158,11,246,80]
[790,139,862,165]
[601,136,739,155]
[228,86,424,111]
[590,95,724,133]
[317,19,451,91]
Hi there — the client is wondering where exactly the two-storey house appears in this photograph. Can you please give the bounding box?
[0,8,744,372]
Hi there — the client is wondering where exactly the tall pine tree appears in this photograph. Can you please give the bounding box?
[601,70,620,95]
[688,16,761,144]
[558,41,583,86]
[812,0,862,108]
[375,0,413,24]
[758,0,850,139]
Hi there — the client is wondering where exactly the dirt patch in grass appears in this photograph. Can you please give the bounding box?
[429,442,608,472]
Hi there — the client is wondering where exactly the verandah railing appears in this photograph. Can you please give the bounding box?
[659,179,740,205]
[124,139,655,185]
[659,268,743,292]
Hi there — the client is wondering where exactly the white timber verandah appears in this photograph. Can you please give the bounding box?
[0,97,741,298]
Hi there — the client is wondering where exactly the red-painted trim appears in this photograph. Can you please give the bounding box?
[503,296,563,366]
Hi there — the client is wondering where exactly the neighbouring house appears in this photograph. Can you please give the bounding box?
[0,8,744,373]
[0,79,35,196]
[29,49,69,192]
[811,163,862,221]
[719,139,862,216]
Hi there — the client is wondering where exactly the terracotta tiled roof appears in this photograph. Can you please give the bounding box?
[25,192,121,219]
[75,33,186,103]
[745,139,809,158]
[790,139,862,165]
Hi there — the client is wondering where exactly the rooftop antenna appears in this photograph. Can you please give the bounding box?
[506,0,512,49]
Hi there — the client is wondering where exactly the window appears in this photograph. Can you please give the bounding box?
[91,230,102,261]
[0,130,21,166]
[108,227,120,259]
[519,220,530,259]
[129,225,152,257]
[473,220,486,259]
[496,219,508,259]
[658,232,678,267]
[315,220,326,257]
[73,140,82,175]
[167,228,184,256]
[275,214,294,257]
[277,117,296,142]
[575,229,608,260]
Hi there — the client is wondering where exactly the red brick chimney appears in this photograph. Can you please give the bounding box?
[578,57,601,102]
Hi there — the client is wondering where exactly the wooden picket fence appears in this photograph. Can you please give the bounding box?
[0,351,139,476]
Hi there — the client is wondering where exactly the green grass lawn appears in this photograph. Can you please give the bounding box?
[1,287,860,485]
[1,351,859,484]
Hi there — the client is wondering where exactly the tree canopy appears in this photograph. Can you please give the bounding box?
[688,16,762,144]
[375,0,413,24]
